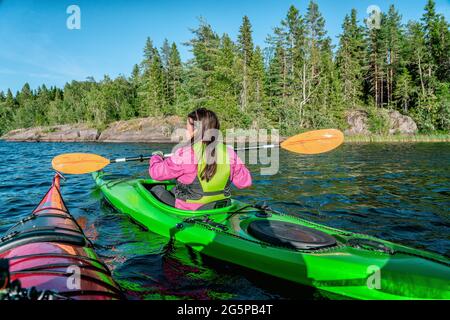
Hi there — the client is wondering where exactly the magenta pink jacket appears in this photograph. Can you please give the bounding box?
[149,145,252,210]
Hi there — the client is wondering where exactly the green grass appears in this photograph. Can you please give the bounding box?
[344,133,450,143]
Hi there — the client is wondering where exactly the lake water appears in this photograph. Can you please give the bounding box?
[0,141,449,299]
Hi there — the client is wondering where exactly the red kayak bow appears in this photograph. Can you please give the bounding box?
[0,173,122,300]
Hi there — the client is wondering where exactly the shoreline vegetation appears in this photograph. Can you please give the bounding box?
[1,117,449,144]
[1,1,449,140]
[344,133,450,143]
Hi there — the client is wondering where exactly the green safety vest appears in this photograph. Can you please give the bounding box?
[175,142,231,205]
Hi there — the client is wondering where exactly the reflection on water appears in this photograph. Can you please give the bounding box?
[0,141,449,299]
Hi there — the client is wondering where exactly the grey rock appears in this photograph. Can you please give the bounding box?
[388,110,418,135]
[345,110,370,135]
[98,116,184,143]
[345,109,418,135]
[1,124,99,142]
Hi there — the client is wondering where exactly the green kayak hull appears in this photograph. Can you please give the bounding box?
[93,171,450,300]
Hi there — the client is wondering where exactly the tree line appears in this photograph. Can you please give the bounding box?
[0,0,449,136]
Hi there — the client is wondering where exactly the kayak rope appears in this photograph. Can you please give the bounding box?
[96,172,144,189]
[4,212,75,234]
[0,225,87,243]
[258,206,354,236]
[177,205,257,223]
[181,217,347,254]
[5,252,112,273]
[9,262,113,277]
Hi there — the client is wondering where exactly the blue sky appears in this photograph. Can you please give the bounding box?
[1,0,449,93]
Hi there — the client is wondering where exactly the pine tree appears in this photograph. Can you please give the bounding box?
[167,43,182,105]
[422,1,450,82]
[237,16,254,112]
[266,5,305,128]
[142,37,157,72]
[265,44,286,128]
[149,51,166,114]
[318,38,345,127]
[16,83,33,106]
[393,68,414,113]
[435,83,450,131]
[160,39,172,104]
[131,64,140,83]
[0,90,15,134]
[213,33,242,127]
[306,1,327,78]
[405,20,439,131]
[304,1,333,127]
[160,39,171,69]
[385,5,403,106]
[139,40,167,116]
[187,18,220,72]
[281,5,305,111]
[46,87,64,126]
[34,84,51,125]
[422,0,442,76]
[435,16,450,82]
[129,64,141,117]
[365,12,386,108]
[185,18,220,106]
[249,46,266,120]
[336,9,365,108]
[405,21,428,98]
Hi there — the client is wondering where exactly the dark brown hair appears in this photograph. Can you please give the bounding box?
[188,108,220,182]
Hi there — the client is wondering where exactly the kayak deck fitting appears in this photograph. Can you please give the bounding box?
[93,171,450,300]
[0,173,123,300]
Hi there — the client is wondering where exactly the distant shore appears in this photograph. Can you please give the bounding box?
[344,134,450,143]
[1,116,449,144]
[0,117,183,144]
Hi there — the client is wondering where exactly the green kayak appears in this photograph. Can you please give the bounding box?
[93,171,450,300]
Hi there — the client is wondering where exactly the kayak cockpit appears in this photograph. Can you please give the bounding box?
[138,179,340,251]
[247,220,337,250]
[139,180,239,212]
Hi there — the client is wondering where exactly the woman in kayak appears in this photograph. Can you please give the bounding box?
[149,108,252,210]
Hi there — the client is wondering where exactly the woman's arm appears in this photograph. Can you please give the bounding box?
[149,147,187,181]
[149,146,198,181]
[229,149,252,189]
[149,155,183,181]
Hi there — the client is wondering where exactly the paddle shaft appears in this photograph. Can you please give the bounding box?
[110,144,278,164]
[51,129,344,175]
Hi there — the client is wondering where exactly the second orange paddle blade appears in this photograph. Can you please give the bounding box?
[280,129,344,154]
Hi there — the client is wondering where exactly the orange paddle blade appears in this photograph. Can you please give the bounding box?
[52,153,110,174]
[280,129,344,154]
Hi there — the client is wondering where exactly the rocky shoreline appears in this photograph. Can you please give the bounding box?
[1,110,442,144]
[1,116,184,143]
